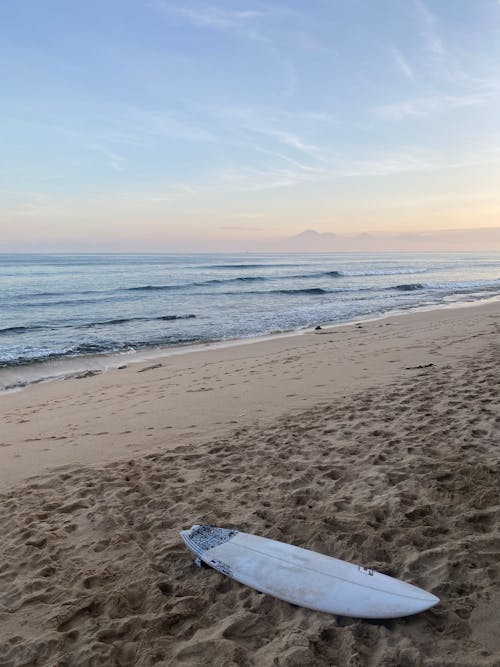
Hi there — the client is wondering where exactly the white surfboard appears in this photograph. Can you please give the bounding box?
[180,525,439,619]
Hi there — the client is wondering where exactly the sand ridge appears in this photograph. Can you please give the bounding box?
[0,332,499,665]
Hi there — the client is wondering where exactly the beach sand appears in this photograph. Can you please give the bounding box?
[0,302,499,666]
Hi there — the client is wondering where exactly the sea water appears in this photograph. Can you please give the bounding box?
[1,252,499,389]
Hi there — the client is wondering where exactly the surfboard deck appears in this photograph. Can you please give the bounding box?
[180,525,439,619]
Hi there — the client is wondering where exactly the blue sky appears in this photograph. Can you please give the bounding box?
[1,1,500,250]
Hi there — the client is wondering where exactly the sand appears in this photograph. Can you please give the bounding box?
[0,301,499,666]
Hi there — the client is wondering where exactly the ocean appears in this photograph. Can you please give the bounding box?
[1,252,499,390]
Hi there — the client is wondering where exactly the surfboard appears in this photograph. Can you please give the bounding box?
[180,525,439,619]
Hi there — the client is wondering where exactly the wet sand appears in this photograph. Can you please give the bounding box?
[0,301,499,665]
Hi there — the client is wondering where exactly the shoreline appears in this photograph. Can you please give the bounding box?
[2,291,499,395]
[1,298,498,491]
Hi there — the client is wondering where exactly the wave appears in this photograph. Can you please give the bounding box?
[216,268,420,281]
[428,279,500,291]
[278,288,328,295]
[127,284,180,292]
[341,268,425,277]
[0,314,197,337]
[8,268,429,305]
[14,291,65,298]
[387,279,500,293]
[220,286,377,297]
[219,287,331,296]
[19,295,130,308]
[0,345,124,368]
[128,276,267,291]
[127,271,342,291]
[286,270,343,279]
[205,264,270,269]
[125,272,343,292]
[12,288,114,301]
[85,314,196,327]
[0,335,205,368]
[159,314,195,321]
[202,276,266,285]
[392,283,425,291]
[0,325,46,335]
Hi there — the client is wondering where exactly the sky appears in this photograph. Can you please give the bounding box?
[1,0,500,251]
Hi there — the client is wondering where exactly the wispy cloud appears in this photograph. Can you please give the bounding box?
[414,0,446,60]
[337,151,433,178]
[117,183,207,205]
[3,142,499,229]
[392,47,414,81]
[206,104,335,127]
[377,92,487,121]
[213,162,326,192]
[203,104,329,162]
[211,150,429,193]
[153,2,268,41]
[219,225,262,231]
[83,142,127,171]
[251,126,322,157]
[256,147,327,174]
[334,144,500,179]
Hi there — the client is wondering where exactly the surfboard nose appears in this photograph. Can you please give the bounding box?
[407,591,439,617]
[425,592,440,608]
[409,591,440,615]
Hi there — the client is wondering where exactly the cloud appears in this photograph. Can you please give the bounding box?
[377,92,486,121]
[252,126,321,157]
[414,0,446,60]
[203,104,329,163]
[215,165,311,191]
[219,225,262,231]
[392,47,414,81]
[224,212,268,219]
[210,149,439,193]
[206,103,335,131]
[83,142,127,171]
[153,2,268,41]
[155,3,265,27]
[256,148,327,174]
[334,151,434,178]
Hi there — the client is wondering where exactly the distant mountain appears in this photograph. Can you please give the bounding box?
[282,229,337,250]
[295,229,336,240]
[277,227,500,252]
